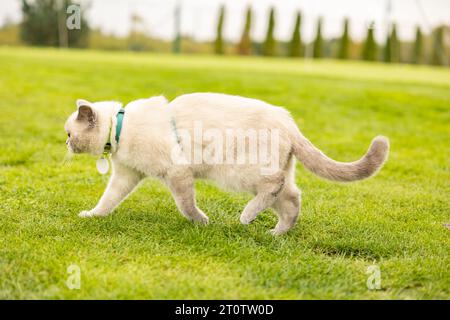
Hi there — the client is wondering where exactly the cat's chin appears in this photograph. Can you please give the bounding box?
[88,146,107,156]
[67,145,83,154]
[69,148,103,156]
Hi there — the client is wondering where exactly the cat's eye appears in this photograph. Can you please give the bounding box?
[67,133,71,138]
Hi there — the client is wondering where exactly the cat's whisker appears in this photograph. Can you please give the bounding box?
[61,151,74,166]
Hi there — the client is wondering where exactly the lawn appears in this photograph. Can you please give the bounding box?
[0,47,448,299]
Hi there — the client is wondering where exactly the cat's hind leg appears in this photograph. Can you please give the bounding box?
[239,171,285,225]
[269,156,300,235]
[270,183,301,235]
[165,169,209,224]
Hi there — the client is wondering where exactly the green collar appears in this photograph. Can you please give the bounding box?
[104,108,125,154]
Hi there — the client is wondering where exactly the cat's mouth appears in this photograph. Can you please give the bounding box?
[67,141,81,154]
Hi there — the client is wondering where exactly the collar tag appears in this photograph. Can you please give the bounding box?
[96,155,110,175]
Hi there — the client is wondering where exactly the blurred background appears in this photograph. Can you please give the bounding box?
[0,0,449,66]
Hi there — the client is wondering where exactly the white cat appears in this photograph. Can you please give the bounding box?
[65,93,389,235]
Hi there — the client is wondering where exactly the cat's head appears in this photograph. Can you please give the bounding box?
[64,99,118,155]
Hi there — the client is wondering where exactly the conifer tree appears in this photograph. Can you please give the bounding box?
[313,18,323,58]
[390,23,400,63]
[289,11,302,57]
[338,18,350,59]
[431,26,444,66]
[237,6,252,55]
[412,26,423,64]
[214,5,225,54]
[362,23,377,61]
[384,24,400,63]
[263,7,276,56]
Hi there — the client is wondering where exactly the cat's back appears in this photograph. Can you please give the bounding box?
[168,92,291,128]
[169,92,282,113]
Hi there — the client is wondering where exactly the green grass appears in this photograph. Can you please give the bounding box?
[0,47,449,299]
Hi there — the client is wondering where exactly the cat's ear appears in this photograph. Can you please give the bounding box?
[76,99,91,109]
[76,99,96,126]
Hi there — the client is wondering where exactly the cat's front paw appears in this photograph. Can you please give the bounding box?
[79,210,95,218]
[196,215,209,225]
[191,213,209,225]
[239,213,256,225]
[269,227,289,236]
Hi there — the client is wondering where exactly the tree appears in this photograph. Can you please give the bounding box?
[21,0,89,47]
[237,6,252,55]
[383,32,391,62]
[390,24,400,63]
[289,11,302,57]
[263,7,276,56]
[313,17,323,58]
[431,26,445,66]
[128,13,145,51]
[384,23,400,63]
[362,23,377,61]
[412,26,423,64]
[214,5,225,54]
[172,0,181,53]
[338,18,350,59]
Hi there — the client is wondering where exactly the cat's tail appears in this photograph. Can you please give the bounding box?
[291,131,389,182]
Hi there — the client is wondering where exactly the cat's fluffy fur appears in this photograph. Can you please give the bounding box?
[65,93,389,235]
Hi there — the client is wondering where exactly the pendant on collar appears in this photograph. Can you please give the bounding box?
[96,156,110,175]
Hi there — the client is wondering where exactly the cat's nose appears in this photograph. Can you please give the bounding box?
[66,138,69,145]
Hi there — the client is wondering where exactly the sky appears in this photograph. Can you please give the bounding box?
[1,0,449,42]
